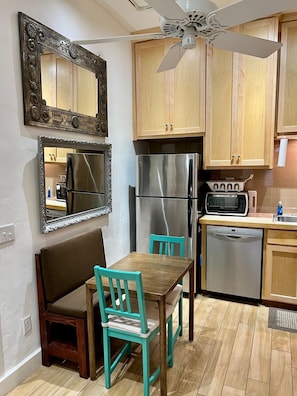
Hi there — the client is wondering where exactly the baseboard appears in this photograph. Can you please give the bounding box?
[0,348,41,396]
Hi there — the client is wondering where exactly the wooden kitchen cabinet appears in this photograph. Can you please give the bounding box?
[44,147,73,163]
[133,38,206,139]
[277,14,297,135]
[204,17,278,169]
[262,229,297,305]
[41,53,97,117]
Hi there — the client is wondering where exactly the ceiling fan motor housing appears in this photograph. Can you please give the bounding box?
[160,0,218,40]
[177,0,217,14]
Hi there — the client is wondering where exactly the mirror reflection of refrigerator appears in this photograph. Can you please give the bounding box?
[136,153,202,293]
[66,153,105,215]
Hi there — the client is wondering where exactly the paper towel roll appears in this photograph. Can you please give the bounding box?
[248,190,257,213]
[277,138,288,167]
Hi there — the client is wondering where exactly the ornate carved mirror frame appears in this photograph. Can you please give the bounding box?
[18,12,108,136]
[38,136,112,233]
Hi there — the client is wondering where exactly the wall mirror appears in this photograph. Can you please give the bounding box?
[19,12,108,136]
[38,136,112,233]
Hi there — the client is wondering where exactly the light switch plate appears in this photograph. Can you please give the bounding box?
[0,224,15,244]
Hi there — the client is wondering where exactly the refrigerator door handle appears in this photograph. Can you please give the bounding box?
[187,158,193,198]
[66,157,74,215]
[187,158,193,237]
[188,199,192,238]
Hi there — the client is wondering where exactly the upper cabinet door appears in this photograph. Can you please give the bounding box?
[133,38,206,139]
[205,18,278,169]
[277,17,297,135]
[134,40,169,137]
[170,38,206,136]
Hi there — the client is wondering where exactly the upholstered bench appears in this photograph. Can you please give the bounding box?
[35,228,108,378]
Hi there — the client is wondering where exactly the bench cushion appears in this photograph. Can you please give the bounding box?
[40,228,106,303]
[47,285,110,319]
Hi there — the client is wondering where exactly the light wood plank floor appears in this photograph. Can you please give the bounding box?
[7,295,297,396]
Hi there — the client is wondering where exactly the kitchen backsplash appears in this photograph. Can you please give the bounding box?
[210,140,297,214]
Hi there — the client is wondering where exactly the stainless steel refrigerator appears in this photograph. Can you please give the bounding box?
[66,152,105,215]
[136,153,201,293]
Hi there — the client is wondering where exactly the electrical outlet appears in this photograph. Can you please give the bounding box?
[23,315,32,335]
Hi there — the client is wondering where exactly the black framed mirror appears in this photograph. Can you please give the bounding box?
[19,12,108,136]
[38,136,112,233]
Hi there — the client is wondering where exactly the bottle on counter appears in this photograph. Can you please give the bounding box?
[277,201,283,215]
[47,187,51,198]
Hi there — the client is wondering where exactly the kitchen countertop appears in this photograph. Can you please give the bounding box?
[46,198,66,211]
[200,213,297,231]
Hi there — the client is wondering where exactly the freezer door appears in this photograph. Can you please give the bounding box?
[136,153,199,198]
[66,153,105,193]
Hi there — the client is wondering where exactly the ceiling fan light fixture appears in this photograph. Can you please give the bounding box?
[182,34,196,49]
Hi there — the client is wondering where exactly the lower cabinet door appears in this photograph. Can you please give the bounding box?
[263,244,297,304]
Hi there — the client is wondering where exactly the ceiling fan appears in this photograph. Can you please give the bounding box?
[74,0,297,72]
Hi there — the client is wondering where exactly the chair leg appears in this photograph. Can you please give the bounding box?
[103,330,112,389]
[178,293,183,337]
[142,341,150,396]
[172,293,183,346]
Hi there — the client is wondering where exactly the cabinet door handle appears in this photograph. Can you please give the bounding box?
[231,155,235,163]
[237,154,241,163]
[165,124,168,131]
[170,123,173,131]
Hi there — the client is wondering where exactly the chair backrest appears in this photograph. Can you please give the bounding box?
[94,266,149,334]
[149,234,185,257]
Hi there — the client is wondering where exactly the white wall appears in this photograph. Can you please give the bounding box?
[0,0,135,393]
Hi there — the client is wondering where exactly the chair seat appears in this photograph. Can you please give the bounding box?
[166,284,183,307]
[105,299,175,338]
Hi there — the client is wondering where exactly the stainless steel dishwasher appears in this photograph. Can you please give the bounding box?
[206,225,263,299]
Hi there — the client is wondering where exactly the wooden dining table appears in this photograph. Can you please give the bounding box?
[85,251,194,396]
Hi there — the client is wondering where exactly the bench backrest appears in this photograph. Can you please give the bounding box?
[39,228,106,303]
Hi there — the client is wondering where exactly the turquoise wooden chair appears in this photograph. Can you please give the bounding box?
[94,265,176,396]
[149,234,185,345]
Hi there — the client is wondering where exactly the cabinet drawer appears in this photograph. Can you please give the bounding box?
[266,229,297,246]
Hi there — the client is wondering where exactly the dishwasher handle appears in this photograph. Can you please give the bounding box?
[210,233,262,242]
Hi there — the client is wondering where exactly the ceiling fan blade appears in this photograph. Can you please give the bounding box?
[157,42,186,72]
[145,0,187,20]
[209,0,297,29]
[210,30,282,58]
[73,32,164,45]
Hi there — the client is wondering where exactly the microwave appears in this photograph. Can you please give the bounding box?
[205,192,248,216]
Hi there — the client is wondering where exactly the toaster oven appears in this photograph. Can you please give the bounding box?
[56,182,67,200]
[205,191,248,216]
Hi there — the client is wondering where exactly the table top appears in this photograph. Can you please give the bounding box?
[86,252,194,301]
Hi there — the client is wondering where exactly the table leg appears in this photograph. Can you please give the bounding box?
[86,285,96,380]
[189,262,194,341]
[158,296,167,396]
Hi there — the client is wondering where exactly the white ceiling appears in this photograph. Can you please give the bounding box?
[95,0,235,32]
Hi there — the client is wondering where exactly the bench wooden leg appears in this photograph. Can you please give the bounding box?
[76,318,89,379]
